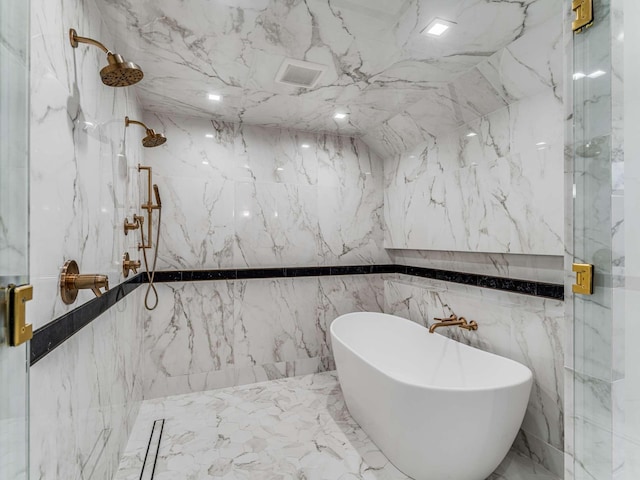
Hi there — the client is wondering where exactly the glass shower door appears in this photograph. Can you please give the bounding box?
[0,0,31,478]
[571,0,640,478]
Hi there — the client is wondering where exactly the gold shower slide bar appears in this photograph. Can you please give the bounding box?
[138,165,160,250]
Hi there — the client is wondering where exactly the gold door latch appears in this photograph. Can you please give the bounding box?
[572,263,594,295]
[5,284,34,346]
[572,0,594,33]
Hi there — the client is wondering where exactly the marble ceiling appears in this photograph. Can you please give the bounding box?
[95,0,560,155]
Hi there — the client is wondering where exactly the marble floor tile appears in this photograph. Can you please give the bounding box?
[115,372,560,480]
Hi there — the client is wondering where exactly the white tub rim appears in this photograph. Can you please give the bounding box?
[330,312,533,393]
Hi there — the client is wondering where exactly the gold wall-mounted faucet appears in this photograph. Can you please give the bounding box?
[59,260,110,304]
[428,314,478,334]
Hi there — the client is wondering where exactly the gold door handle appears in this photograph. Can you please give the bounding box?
[7,284,34,347]
[572,263,594,295]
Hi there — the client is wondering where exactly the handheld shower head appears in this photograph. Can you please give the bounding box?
[153,184,162,207]
[125,117,168,147]
[69,29,143,87]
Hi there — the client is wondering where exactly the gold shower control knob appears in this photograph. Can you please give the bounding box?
[123,252,141,278]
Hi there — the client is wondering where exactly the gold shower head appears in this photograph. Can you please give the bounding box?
[142,130,167,147]
[125,117,167,148]
[69,29,143,87]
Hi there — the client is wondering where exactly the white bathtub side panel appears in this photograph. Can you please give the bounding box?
[332,330,531,480]
[383,276,564,478]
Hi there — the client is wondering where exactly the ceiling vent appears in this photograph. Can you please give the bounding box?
[275,58,327,89]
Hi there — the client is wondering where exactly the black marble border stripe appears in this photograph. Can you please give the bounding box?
[30,274,144,366]
[30,265,563,366]
[394,265,564,300]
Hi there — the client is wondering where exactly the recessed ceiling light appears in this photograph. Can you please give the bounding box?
[573,72,586,80]
[536,141,547,146]
[276,167,284,171]
[208,93,222,101]
[205,134,214,138]
[466,132,477,137]
[334,113,347,120]
[588,70,606,78]
[422,18,454,37]
[301,143,311,149]
[202,161,209,165]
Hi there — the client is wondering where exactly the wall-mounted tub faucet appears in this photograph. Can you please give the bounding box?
[429,314,478,333]
[59,260,109,304]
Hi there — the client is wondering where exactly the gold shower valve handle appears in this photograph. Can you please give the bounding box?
[124,215,143,235]
[123,252,141,278]
[60,260,110,304]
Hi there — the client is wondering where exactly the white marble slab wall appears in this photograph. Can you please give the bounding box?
[384,88,564,256]
[30,289,144,480]
[384,276,564,478]
[142,112,389,269]
[29,0,146,478]
[143,276,384,399]
[382,5,564,257]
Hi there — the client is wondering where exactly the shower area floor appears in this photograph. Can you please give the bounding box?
[114,372,558,480]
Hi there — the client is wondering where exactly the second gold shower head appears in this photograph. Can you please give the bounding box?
[125,116,167,147]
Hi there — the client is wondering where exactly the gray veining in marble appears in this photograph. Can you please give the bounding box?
[383,275,565,478]
[115,372,560,480]
[143,276,384,399]
[90,0,561,156]
[145,112,389,270]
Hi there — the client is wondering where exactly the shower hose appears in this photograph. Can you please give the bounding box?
[138,209,161,310]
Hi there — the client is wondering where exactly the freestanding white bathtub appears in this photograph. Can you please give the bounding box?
[330,312,533,480]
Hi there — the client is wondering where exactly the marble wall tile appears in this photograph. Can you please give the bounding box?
[0,0,29,277]
[143,283,234,382]
[384,89,564,256]
[143,276,385,399]
[234,277,323,367]
[383,276,564,477]
[30,288,144,480]
[28,0,147,479]
[235,181,320,268]
[317,275,385,356]
[30,0,144,330]
[145,112,388,270]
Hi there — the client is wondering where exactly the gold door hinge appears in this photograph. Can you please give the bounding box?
[572,0,594,33]
[572,263,594,295]
[6,284,34,346]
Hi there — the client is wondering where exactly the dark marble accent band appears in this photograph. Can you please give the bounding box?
[31,265,564,366]
[30,274,144,366]
[393,265,563,300]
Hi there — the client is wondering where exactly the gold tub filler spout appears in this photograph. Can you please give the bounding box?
[60,260,109,304]
[428,314,478,334]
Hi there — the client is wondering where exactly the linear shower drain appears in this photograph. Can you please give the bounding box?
[139,419,165,480]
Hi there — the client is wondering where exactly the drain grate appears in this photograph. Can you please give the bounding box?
[139,419,165,480]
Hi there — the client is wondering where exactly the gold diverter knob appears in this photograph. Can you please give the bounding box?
[122,252,141,278]
[59,260,109,304]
